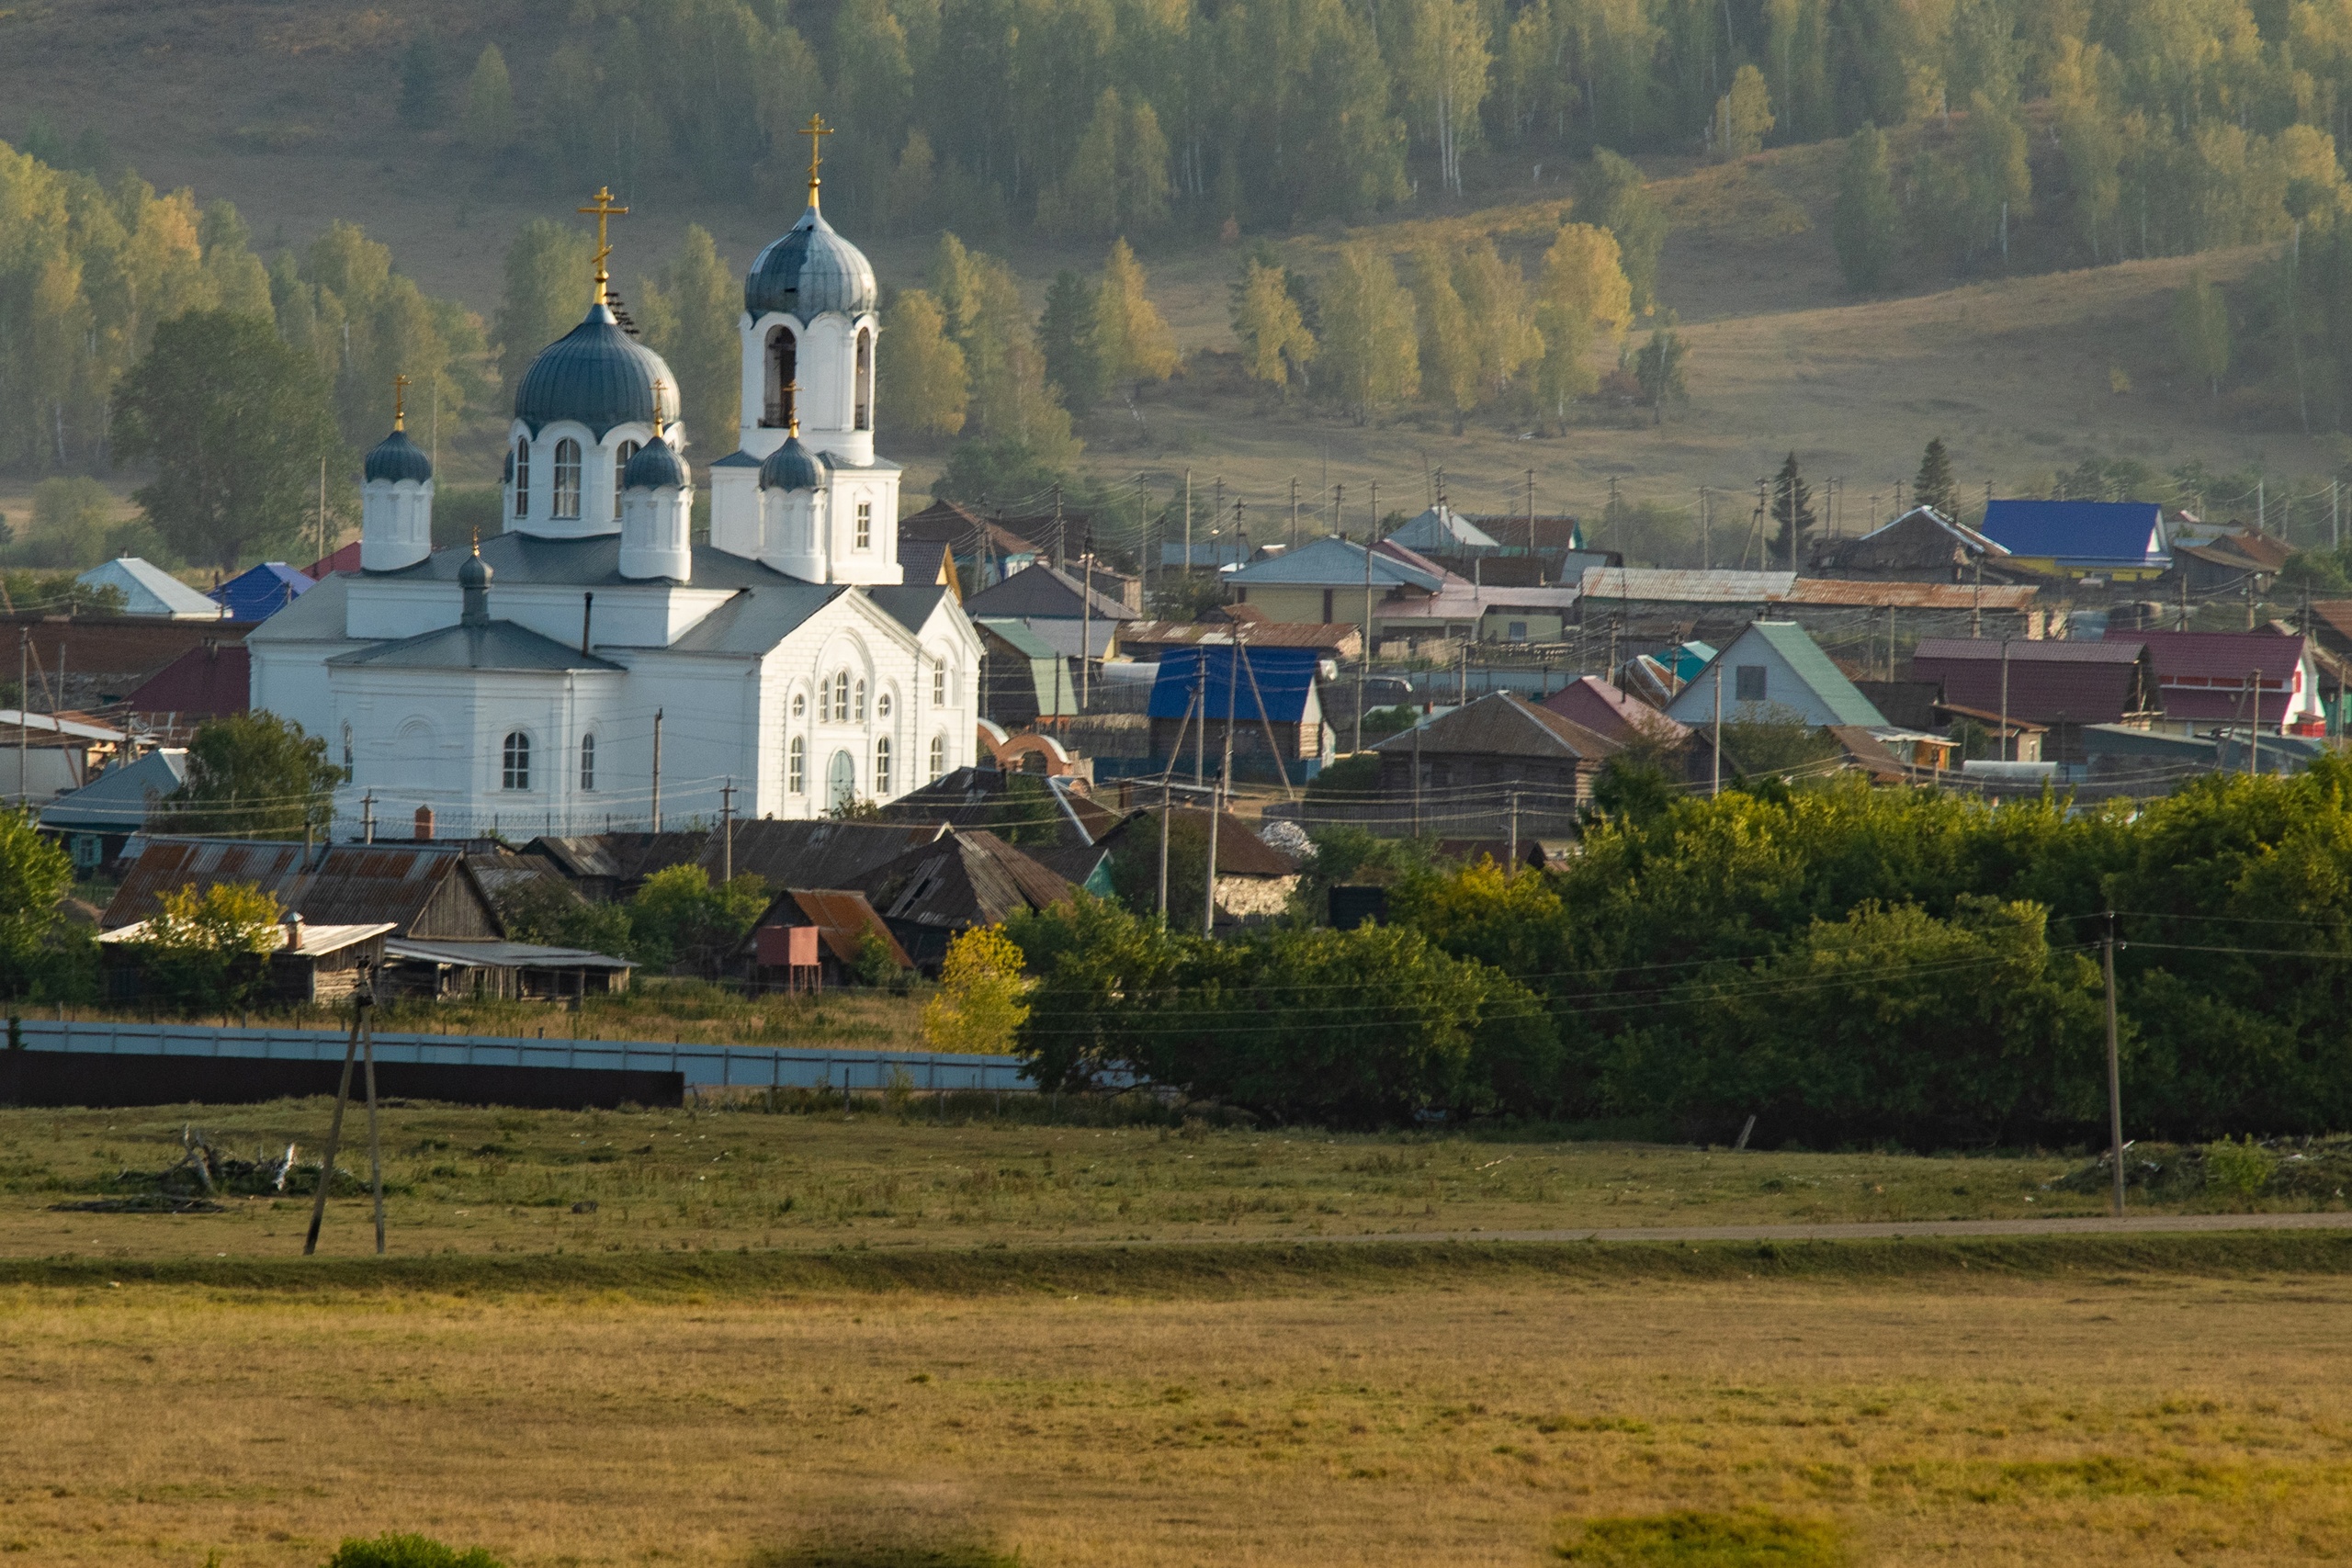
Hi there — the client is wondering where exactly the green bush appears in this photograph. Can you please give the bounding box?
[323,1533,509,1568]
[1556,1509,1846,1566]
[2203,1135,2277,1199]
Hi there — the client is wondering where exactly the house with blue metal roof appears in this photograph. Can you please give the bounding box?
[211,562,313,623]
[1147,644,1330,769]
[1976,500,2169,580]
[1226,535,1445,629]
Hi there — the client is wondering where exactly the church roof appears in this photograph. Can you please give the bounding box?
[328,619,624,673]
[514,302,682,438]
[622,434,687,491]
[667,582,846,653]
[864,582,951,634]
[364,427,434,484]
[369,531,815,592]
[758,432,827,491]
[744,203,877,319]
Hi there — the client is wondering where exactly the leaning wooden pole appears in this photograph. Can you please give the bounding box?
[360,968,385,1255]
[303,1000,365,1256]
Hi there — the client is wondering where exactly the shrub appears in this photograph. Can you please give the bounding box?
[323,1533,509,1568]
[1556,1509,1846,1566]
[2203,1135,2277,1199]
[922,924,1033,1055]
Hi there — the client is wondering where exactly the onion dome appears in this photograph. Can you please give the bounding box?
[758,431,826,491]
[623,434,688,491]
[364,427,433,484]
[514,302,681,437]
[744,204,877,319]
[459,544,492,626]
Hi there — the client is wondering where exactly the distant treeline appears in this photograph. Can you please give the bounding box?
[1011,759,2352,1146]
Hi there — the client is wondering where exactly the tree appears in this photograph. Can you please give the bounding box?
[160,712,343,840]
[129,881,283,1013]
[1453,240,1541,405]
[1914,437,1959,517]
[0,807,73,995]
[1399,0,1491,197]
[1533,224,1632,427]
[16,476,117,568]
[634,225,739,452]
[2174,269,2230,400]
[1037,90,1173,238]
[1317,243,1419,421]
[495,220,594,400]
[627,866,769,977]
[1232,257,1316,395]
[461,44,516,154]
[109,310,346,570]
[1770,451,1817,570]
[1832,124,1900,293]
[1037,270,1104,412]
[922,924,1034,1055]
[1578,151,1666,315]
[1091,239,1178,395]
[398,30,442,127]
[1964,91,2031,261]
[1412,244,1477,431]
[1632,321,1687,423]
[1721,64,1774,158]
[881,288,968,437]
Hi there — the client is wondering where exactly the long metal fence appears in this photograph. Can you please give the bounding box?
[9,1019,1032,1093]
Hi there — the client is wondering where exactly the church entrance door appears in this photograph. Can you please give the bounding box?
[828,749,856,812]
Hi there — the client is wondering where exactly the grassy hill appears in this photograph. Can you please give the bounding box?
[6,0,2339,556]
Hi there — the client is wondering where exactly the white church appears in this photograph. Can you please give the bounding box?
[251,154,983,836]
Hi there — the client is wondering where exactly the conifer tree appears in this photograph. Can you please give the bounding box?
[1038,270,1104,412]
[1770,452,1817,570]
[1832,124,1900,293]
[461,45,516,153]
[2173,269,2230,401]
[1913,438,1959,518]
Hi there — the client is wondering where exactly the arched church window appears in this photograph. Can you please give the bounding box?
[831,671,850,723]
[854,678,868,721]
[763,327,797,428]
[502,731,532,791]
[788,735,806,795]
[854,327,874,431]
[932,660,947,705]
[612,441,639,519]
[513,439,531,518]
[876,691,892,719]
[874,736,892,794]
[792,691,807,718]
[828,750,856,813]
[928,733,945,782]
[552,439,582,519]
[579,734,596,792]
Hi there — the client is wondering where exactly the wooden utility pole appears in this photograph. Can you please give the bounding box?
[1712,665,1723,797]
[303,974,383,1256]
[650,707,664,830]
[719,777,735,881]
[1290,477,1300,551]
[2103,911,2125,1217]
[1157,776,1171,921]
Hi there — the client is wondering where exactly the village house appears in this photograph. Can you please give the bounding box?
[1145,644,1331,773]
[1661,622,1890,730]
[1909,638,2160,762]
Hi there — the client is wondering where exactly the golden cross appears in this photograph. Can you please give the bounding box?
[576,186,629,303]
[799,114,833,203]
[393,373,410,431]
[651,378,668,439]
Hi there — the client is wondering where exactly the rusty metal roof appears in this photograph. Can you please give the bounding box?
[1091,807,1302,878]
[103,837,493,937]
[856,829,1075,931]
[1374,692,1622,762]
[758,887,911,968]
[1785,580,2041,610]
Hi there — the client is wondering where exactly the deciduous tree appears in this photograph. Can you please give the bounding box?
[1317,243,1419,421]
[2174,268,2230,400]
[159,712,344,840]
[635,225,741,450]
[879,288,968,436]
[1232,257,1317,395]
[1533,223,1631,426]
[1832,123,1899,293]
[461,44,516,153]
[495,220,594,401]
[1091,238,1178,394]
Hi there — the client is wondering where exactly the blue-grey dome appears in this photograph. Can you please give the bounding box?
[458,549,492,592]
[758,433,826,491]
[744,204,877,319]
[364,427,433,484]
[514,302,681,438]
[623,435,688,491]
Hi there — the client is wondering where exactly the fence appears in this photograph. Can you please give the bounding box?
[0,1019,1033,1110]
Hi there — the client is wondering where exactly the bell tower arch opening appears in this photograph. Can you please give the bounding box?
[763,327,798,429]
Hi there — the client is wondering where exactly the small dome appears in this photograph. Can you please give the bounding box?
[758,433,826,492]
[458,550,492,592]
[514,302,682,437]
[364,427,433,485]
[623,435,688,491]
[744,204,877,319]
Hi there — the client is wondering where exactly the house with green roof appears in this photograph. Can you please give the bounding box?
[1662,621,1888,729]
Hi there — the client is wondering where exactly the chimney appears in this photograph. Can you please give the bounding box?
[413,804,435,841]
[280,909,305,952]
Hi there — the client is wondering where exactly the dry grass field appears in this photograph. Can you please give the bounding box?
[1,1100,2338,1262]
[2,1267,2349,1566]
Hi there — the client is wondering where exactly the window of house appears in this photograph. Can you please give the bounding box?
[502,731,531,790]
[831,671,850,722]
[513,439,530,517]
[552,438,582,519]
[787,735,805,794]
[876,690,892,719]
[855,501,872,549]
[1735,664,1768,703]
[874,736,892,794]
[579,733,596,792]
[932,660,947,705]
[854,327,873,431]
[1508,621,1528,642]
[792,691,807,718]
[763,328,797,427]
[928,733,945,781]
[612,440,639,518]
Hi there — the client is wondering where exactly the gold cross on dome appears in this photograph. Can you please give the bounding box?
[393,373,410,430]
[799,114,833,203]
[577,186,630,304]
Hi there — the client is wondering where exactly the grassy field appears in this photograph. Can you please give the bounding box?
[2,1261,2350,1565]
[3,1100,2341,1263]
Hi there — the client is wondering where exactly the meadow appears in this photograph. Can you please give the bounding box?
[1,1263,2349,1565]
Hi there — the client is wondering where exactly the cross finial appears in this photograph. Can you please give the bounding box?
[470,526,481,558]
[799,114,833,206]
[652,378,667,440]
[577,186,630,305]
[785,380,801,438]
[393,373,410,431]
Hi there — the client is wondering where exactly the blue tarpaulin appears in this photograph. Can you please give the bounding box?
[1148,644,1319,723]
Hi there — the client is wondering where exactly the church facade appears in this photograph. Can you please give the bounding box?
[250,164,982,837]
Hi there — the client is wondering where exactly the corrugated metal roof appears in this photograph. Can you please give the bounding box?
[965,562,1136,621]
[1716,622,1888,727]
[1913,638,2159,724]
[856,829,1074,930]
[102,838,493,937]
[385,937,637,969]
[1091,807,1302,877]
[40,748,187,831]
[1980,500,2166,565]
[1228,535,1444,592]
[1374,691,1622,761]
[210,562,313,624]
[121,644,249,717]
[1386,505,1500,552]
[1148,645,1321,722]
[1121,620,1361,654]
[1579,567,1796,602]
[2112,628,2311,724]
[1540,677,1690,743]
[1785,580,2040,609]
[96,919,393,955]
[759,887,910,968]
[76,558,225,619]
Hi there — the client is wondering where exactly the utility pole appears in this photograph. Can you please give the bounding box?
[1183,468,1193,580]
[1051,481,1065,568]
[2249,671,2261,776]
[1999,640,2011,762]
[1411,716,1422,836]
[719,777,735,881]
[650,707,664,831]
[15,628,23,806]
[1357,482,1373,750]
[1290,476,1300,551]
[1204,682,1231,939]
[2103,909,2125,1217]
[1972,550,1984,638]
[1079,525,1093,710]
[1700,485,1711,570]
[1157,777,1170,921]
[360,791,375,845]
[1193,658,1208,786]
[1506,789,1519,874]
[1712,664,1723,797]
